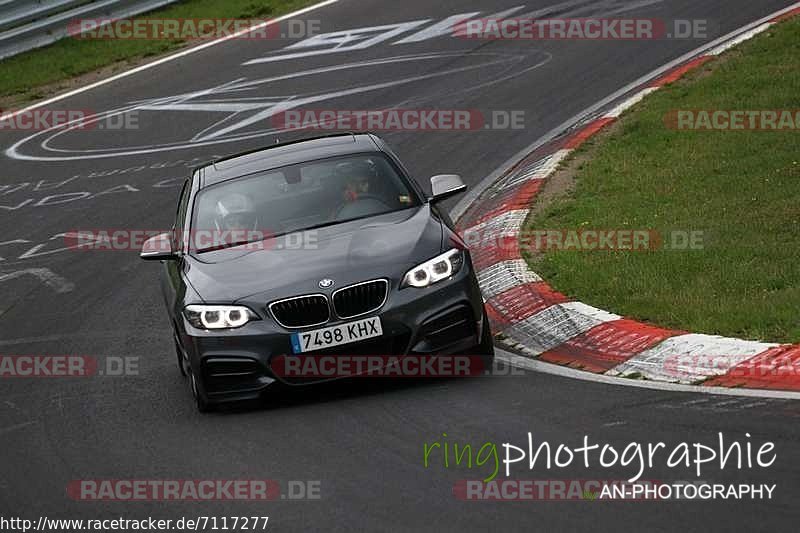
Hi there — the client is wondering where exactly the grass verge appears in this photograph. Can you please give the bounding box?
[523,17,800,343]
[0,0,315,105]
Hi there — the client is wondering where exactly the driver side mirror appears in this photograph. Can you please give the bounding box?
[428,174,467,203]
[140,232,178,261]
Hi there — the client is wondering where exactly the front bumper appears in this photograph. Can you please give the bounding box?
[177,265,486,403]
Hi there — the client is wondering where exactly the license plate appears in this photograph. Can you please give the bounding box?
[290,316,383,354]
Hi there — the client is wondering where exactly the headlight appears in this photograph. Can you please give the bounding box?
[184,305,259,330]
[402,248,465,288]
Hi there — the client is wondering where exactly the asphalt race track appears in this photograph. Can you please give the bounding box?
[1,0,799,530]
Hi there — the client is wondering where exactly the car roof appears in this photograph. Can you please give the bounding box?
[198,133,383,187]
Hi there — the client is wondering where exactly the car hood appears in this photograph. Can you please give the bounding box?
[184,205,443,303]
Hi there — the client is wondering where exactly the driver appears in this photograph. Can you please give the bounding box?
[336,160,378,203]
[214,192,258,231]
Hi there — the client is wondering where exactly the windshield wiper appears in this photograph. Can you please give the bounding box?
[195,238,269,254]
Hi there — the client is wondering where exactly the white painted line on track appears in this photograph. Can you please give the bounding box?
[0,267,74,293]
[0,421,38,435]
[706,22,774,56]
[496,349,800,400]
[603,87,658,118]
[0,0,340,123]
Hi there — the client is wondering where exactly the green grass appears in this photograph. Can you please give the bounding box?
[0,0,315,101]
[524,17,800,343]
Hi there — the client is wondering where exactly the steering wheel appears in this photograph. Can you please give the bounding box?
[334,194,392,220]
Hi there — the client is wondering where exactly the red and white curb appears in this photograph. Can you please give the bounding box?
[458,4,800,393]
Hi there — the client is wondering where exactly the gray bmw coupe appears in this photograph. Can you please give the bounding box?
[141,133,493,411]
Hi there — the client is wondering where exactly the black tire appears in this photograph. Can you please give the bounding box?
[190,368,212,413]
[174,333,187,377]
[478,308,495,369]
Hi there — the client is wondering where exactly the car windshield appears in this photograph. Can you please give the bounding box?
[192,154,421,252]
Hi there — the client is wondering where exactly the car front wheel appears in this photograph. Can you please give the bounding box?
[189,368,212,413]
[174,332,187,377]
[478,308,495,367]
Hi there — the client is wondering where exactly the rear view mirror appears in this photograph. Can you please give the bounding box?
[140,232,177,261]
[429,174,467,203]
[284,167,302,184]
